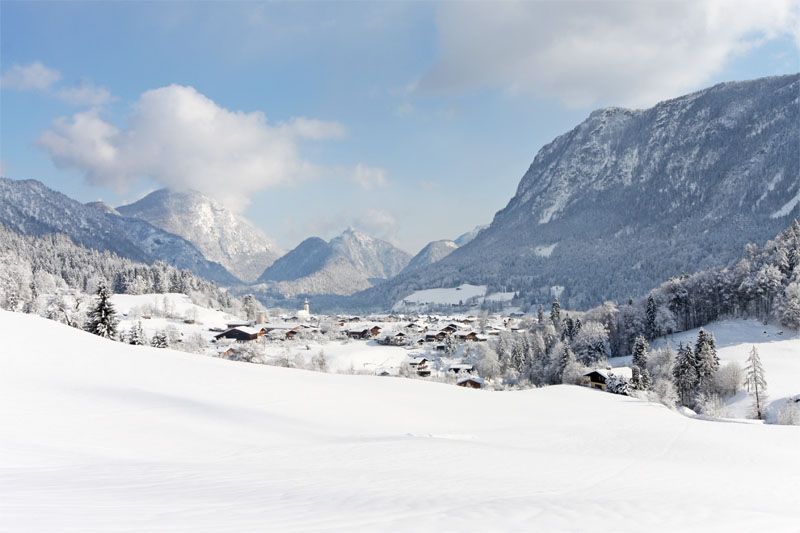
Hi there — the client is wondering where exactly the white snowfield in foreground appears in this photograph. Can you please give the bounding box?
[1,311,799,532]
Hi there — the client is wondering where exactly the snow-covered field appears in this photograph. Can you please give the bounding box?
[112,292,238,343]
[394,283,519,311]
[2,310,799,531]
[656,319,800,419]
[264,339,418,374]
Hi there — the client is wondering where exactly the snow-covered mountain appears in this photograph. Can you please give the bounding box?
[348,74,800,311]
[117,189,281,282]
[0,178,237,284]
[256,228,411,296]
[401,239,458,274]
[453,225,487,246]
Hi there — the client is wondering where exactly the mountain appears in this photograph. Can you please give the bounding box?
[401,240,458,274]
[454,225,487,246]
[117,189,281,282]
[256,228,411,296]
[346,74,800,311]
[0,178,237,284]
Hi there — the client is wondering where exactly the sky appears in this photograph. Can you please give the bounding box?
[1,1,798,254]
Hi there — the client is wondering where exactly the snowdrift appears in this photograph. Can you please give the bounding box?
[1,310,798,531]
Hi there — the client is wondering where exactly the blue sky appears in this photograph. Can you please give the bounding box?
[2,1,798,253]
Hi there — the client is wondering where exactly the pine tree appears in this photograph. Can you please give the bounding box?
[550,298,562,331]
[128,321,147,346]
[694,329,719,393]
[743,345,768,420]
[672,343,699,406]
[631,335,651,390]
[85,282,118,339]
[645,295,658,339]
[537,305,545,324]
[150,330,169,349]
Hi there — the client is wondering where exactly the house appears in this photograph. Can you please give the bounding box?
[583,370,609,390]
[375,368,392,377]
[347,329,370,340]
[455,331,479,342]
[384,331,407,346]
[457,376,484,389]
[410,356,431,377]
[214,326,265,342]
[582,367,632,391]
[448,363,475,374]
[425,331,447,342]
[369,325,382,337]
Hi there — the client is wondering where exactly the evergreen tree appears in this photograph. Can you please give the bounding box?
[128,321,147,346]
[150,330,169,349]
[672,343,699,406]
[694,329,719,393]
[85,282,118,339]
[550,298,562,331]
[743,345,768,420]
[557,344,576,383]
[631,335,651,390]
[645,295,658,339]
[537,305,545,324]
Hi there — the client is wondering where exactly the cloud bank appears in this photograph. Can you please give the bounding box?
[38,84,346,210]
[423,0,800,108]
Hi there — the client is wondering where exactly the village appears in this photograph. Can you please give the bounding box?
[113,294,631,392]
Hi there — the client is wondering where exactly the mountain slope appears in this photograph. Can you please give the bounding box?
[0,178,237,284]
[401,239,458,274]
[3,310,800,531]
[256,228,410,296]
[117,189,281,282]
[350,74,800,310]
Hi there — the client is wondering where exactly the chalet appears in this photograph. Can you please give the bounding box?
[375,368,392,377]
[384,331,407,346]
[457,376,484,389]
[583,370,609,390]
[347,329,370,340]
[448,363,475,375]
[369,325,382,337]
[409,356,431,377]
[214,326,265,342]
[582,367,632,391]
[425,331,447,342]
[441,324,458,334]
[455,331,479,342]
[284,329,299,340]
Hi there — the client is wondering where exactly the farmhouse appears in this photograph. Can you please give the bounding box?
[457,376,484,389]
[582,367,633,391]
[214,326,265,342]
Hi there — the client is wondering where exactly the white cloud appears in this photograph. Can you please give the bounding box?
[38,84,346,210]
[422,0,800,108]
[56,82,113,107]
[1,62,61,91]
[353,208,398,241]
[350,164,388,190]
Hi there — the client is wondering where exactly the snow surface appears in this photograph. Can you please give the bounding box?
[2,311,800,531]
[656,319,800,419]
[393,283,514,310]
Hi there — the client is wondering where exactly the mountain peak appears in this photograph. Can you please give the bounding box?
[117,188,281,282]
[257,229,411,296]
